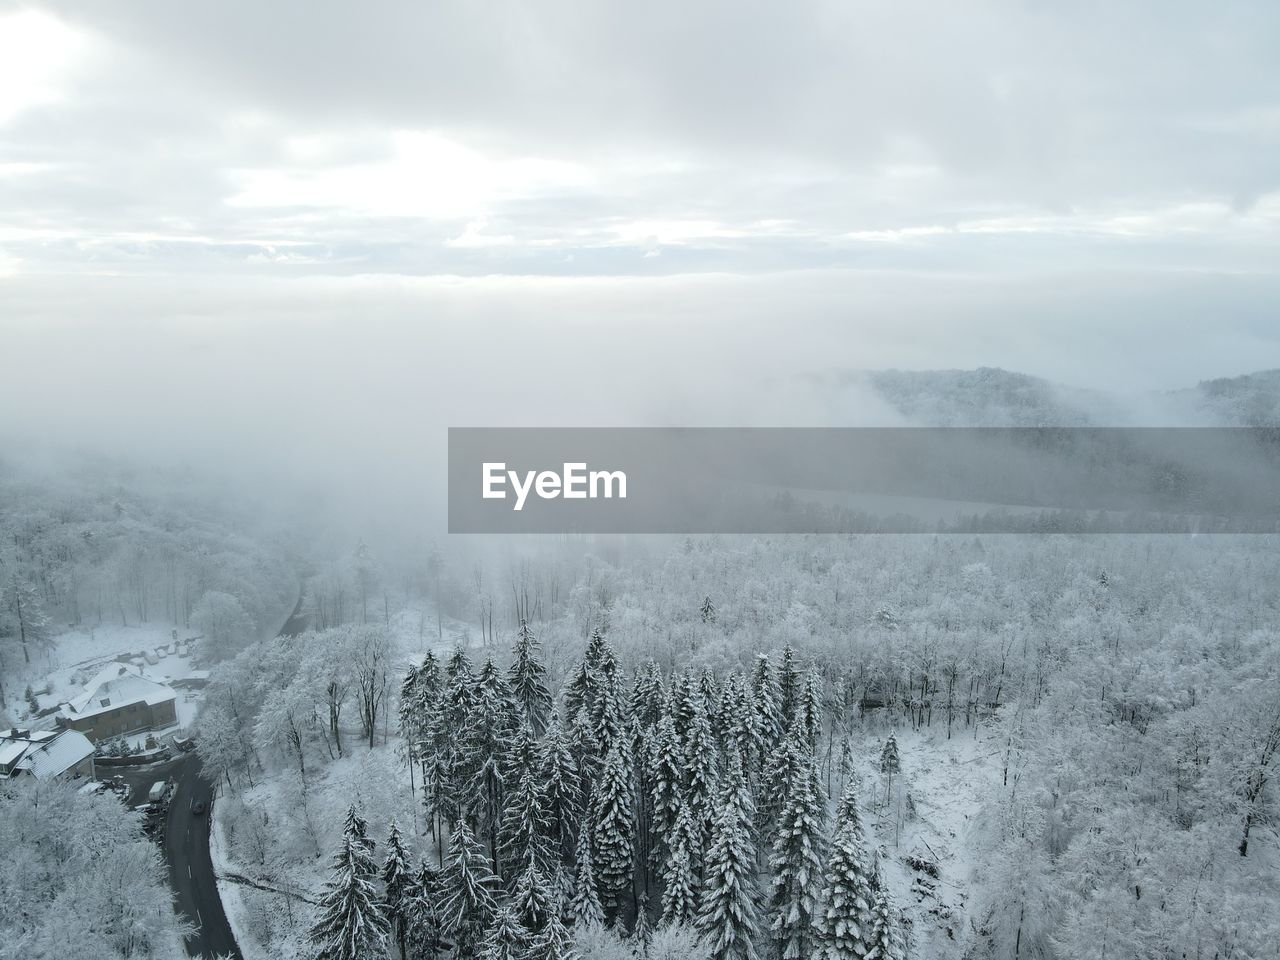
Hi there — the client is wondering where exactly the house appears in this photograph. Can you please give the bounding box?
[0,727,96,781]
[59,663,178,742]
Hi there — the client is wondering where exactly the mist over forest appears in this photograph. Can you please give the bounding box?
[4,2,1280,959]
[4,365,1280,960]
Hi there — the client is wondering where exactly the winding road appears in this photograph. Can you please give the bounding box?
[166,754,240,958]
[159,592,311,958]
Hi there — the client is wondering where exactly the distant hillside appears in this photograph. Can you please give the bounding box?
[861,367,1115,426]
[816,366,1280,426]
[1178,370,1280,426]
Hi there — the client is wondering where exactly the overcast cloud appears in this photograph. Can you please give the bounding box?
[2,0,1280,494]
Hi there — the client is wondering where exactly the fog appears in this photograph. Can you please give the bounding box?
[3,0,1280,548]
[4,267,1280,548]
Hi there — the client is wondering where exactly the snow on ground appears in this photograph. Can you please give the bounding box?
[210,798,270,960]
[846,719,1001,959]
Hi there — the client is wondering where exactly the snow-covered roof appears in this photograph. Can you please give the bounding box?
[61,662,176,720]
[0,728,95,780]
[0,740,27,768]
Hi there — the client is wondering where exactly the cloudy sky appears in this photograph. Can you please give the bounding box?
[2,0,1279,482]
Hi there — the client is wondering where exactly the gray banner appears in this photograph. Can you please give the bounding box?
[448,427,1280,533]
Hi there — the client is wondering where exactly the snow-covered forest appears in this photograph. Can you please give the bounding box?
[196,532,1280,960]
[5,0,1280,955]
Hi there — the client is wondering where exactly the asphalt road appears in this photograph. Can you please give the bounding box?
[156,590,309,958]
[166,753,242,959]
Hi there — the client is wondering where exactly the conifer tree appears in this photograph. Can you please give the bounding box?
[648,712,684,868]
[509,619,553,736]
[344,806,375,854]
[422,704,460,857]
[382,821,415,960]
[592,739,636,923]
[584,628,611,674]
[441,820,500,958]
[479,904,529,960]
[469,656,519,872]
[683,698,719,855]
[671,672,698,745]
[768,753,828,960]
[633,891,653,947]
[778,645,800,731]
[701,595,717,624]
[512,861,555,936]
[661,802,700,926]
[405,859,449,960]
[868,873,907,960]
[561,660,596,734]
[528,909,578,960]
[797,671,823,755]
[631,659,667,729]
[696,754,760,960]
[818,789,878,960]
[539,714,581,866]
[720,673,757,775]
[751,655,783,752]
[569,825,605,928]
[757,737,805,853]
[308,820,391,960]
[566,704,598,812]
[500,724,549,878]
[591,648,628,768]
[880,735,900,802]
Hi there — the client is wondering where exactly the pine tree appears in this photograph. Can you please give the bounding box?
[797,671,823,755]
[591,649,628,769]
[633,891,653,947]
[500,724,549,878]
[750,655,783,754]
[405,859,449,960]
[631,660,667,730]
[382,821,415,960]
[569,822,604,928]
[661,802,700,925]
[683,698,719,856]
[509,619,553,736]
[720,673,757,775]
[469,656,519,873]
[758,738,805,852]
[566,704,598,814]
[768,753,828,960]
[528,908,579,960]
[880,735,901,803]
[512,861,555,935]
[584,628,611,674]
[701,595,717,624]
[479,903,529,960]
[648,712,684,869]
[441,820,500,958]
[818,788,878,960]
[868,872,906,960]
[591,739,635,923]
[308,827,391,960]
[696,755,760,960]
[539,714,581,866]
[422,705,460,855]
[699,668,722,740]
[778,645,800,732]
[344,805,375,854]
[561,660,596,734]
